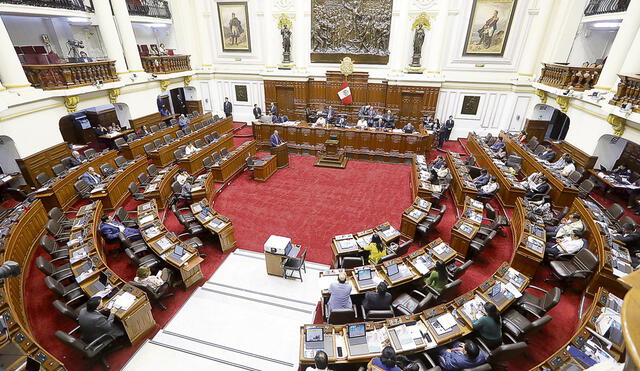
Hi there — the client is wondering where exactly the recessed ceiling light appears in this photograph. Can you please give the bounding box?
[67,17,90,23]
[592,22,621,28]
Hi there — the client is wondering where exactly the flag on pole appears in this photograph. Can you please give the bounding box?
[337,80,352,105]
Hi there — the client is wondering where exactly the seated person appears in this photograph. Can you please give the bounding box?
[109,122,122,132]
[472,302,502,348]
[178,114,190,131]
[432,155,445,169]
[438,339,487,371]
[424,260,448,293]
[327,272,352,313]
[560,158,576,177]
[356,117,368,128]
[69,150,85,167]
[134,266,171,291]
[527,195,554,224]
[537,145,556,162]
[612,164,632,180]
[279,115,289,123]
[184,143,197,156]
[516,131,527,143]
[364,233,387,264]
[490,137,505,152]
[180,176,194,202]
[383,110,395,127]
[100,214,142,241]
[402,122,415,133]
[547,153,570,169]
[367,346,401,371]
[482,133,493,145]
[436,165,450,181]
[546,212,584,239]
[78,296,125,344]
[431,119,441,131]
[373,117,385,129]
[473,169,490,187]
[421,116,433,129]
[363,282,393,312]
[525,176,550,199]
[335,115,348,127]
[176,168,189,185]
[546,230,585,258]
[80,167,102,186]
[306,350,332,371]
[315,116,327,126]
[495,146,507,160]
[478,176,498,198]
[159,105,171,116]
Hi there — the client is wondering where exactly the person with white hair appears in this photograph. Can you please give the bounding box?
[327,272,352,313]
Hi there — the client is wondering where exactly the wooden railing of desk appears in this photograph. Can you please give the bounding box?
[446,152,478,208]
[143,165,179,209]
[500,132,579,208]
[210,140,257,183]
[532,287,625,370]
[91,156,148,210]
[16,142,71,188]
[466,134,525,208]
[34,150,118,211]
[510,199,545,278]
[300,263,528,366]
[148,117,232,168]
[68,201,155,344]
[120,125,179,160]
[252,122,432,160]
[191,173,216,203]
[177,134,234,174]
[1,199,66,370]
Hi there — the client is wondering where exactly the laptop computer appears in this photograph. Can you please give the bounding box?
[357,269,373,287]
[386,263,400,278]
[305,327,325,350]
[347,324,369,355]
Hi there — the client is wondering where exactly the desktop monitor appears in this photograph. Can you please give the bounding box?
[357,269,372,281]
[348,323,366,338]
[305,327,324,343]
[386,263,399,276]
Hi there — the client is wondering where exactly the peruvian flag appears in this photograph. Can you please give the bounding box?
[337,80,352,105]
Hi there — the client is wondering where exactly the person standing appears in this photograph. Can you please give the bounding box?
[223,97,233,118]
[270,102,278,117]
[252,104,262,119]
[444,115,455,141]
[438,123,448,148]
[270,130,283,147]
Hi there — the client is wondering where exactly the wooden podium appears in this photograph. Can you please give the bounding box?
[271,143,289,168]
[315,136,348,168]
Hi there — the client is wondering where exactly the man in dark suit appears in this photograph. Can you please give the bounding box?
[78,297,125,343]
[612,165,632,179]
[383,110,395,128]
[490,137,506,152]
[68,151,85,167]
[270,130,283,147]
[99,215,141,241]
[444,115,455,141]
[335,115,348,127]
[432,155,445,169]
[403,122,415,133]
[617,224,640,266]
[437,124,447,148]
[269,102,278,117]
[538,145,556,162]
[79,167,102,186]
[325,105,334,123]
[363,282,392,311]
[252,104,262,119]
[525,175,550,199]
[223,97,233,118]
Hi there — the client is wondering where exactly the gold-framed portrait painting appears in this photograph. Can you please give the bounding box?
[217,2,251,52]
[463,0,518,56]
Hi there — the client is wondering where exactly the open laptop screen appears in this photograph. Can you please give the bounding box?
[386,263,399,276]
[357,269,372,281]
[348,323,366,338]
[305,327,324,343]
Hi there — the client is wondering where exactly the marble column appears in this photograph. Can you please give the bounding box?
[110,0,144,73]
[193,0,214,69]
[93,0,128,73]
[619,26,640,76]
[517,0,554,77]
[169,0,200,69]
[0,17,31,88]
[541,0,587,63]
[425,1,449,73]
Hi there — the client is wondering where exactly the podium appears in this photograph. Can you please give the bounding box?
[315,136,348,168]
[271,143,289,168]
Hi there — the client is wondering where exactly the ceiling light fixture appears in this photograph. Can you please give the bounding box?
[67,17,90,23]
[592,22,621,28]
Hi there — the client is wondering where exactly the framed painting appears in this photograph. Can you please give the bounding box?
[217,2,251,52]
[461,96,481,115]
[235,85,248,102]
[463,0,518,56]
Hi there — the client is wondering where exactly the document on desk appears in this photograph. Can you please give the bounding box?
[461,296,487,321]
[413,256,432,275]
[90,185,106,194]
[503,282,522,298]
[381,227,399,239]
[144,226,162,239]
[393,325,417,351]
[191,185,203,192]
[367,328,387,353]
[356,234,374,249]
[336,238,358,253]
[433,242,449,255]
[437,313,457,330]
[139,214,155,225]
[113,292,136,311]
[145,183,157,193]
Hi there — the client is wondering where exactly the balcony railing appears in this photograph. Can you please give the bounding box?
[0,0,93,12]
[584,0,630,16]
[141,55,190,74]
[610,74,640,112]
[538,63,602,91]
[22,60,118,90]
[126,0,171,19]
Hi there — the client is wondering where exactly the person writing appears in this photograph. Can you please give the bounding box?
[78,297,125,344]
[364,233,386,264]
[424,260,448,293]
[270,130,284,147]
[545,230,585,258]
[438,340,487,371]
[327,272,352,314]
[80,167,102,186]
[472,302,502,348]
[366,346,401,371]
[134,266,171,291]
[99,214,142,241]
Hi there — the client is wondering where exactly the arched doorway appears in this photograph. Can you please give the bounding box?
[593,135,639,172]
[527,104,570,141]
[546,109,570,141]
[59,103,131,146]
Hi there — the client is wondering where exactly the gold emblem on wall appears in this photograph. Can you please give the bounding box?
[556,95,569,113]
[340,57,354,77]
[535,89,547,104]
[64,96,80,113]
[160,80,171,92]
[277,13,293,30]
[607,114,626,136]
[108,88,120,104]
[412,13,432,30]
[184,76,192,87]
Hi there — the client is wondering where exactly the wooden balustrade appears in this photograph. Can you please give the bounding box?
[22,60,118,90]
[126,0,171,18]
[538,63,602,91]
[610,74,640,113]
[584,0,630,16]
[0,0,92,12]
[141,55,191,74]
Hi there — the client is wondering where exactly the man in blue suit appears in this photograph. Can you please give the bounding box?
[473,169,491,187]
[270,130,283,147]
[79,167,102,187]
[99,215,141,241]
[490,137,505,152]
[269,102,278,117]
[538,145,556,162]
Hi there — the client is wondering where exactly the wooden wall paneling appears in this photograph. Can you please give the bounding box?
[15,142,71,188]
[617,141,640,175]
[523,119,550,142]
[185,100,203,114]
[309,79,325,107]
[263,80,277,108]
[129,112,162,131]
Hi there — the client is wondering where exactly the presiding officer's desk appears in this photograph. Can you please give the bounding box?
[176,133,234,174]
[89,155,148,210]
[252,121,433,162]
[66,201,155,344]
[300,263,529,366]
[330,222,402,267]
[142,165,179,209]
[465,133,526,208]
[136,200,204,288]
[189,198,237,252]
[34,149,118,211]
[0,199,66,370]
[446,152,479,208]
[210,140,257,183]
[499,131,579,208]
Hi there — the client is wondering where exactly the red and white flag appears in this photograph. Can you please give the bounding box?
[337,80,352,105]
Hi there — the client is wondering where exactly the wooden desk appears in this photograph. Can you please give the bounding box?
[177,134,234,174]
[465,133,525,208]
[509,199,546,278]
[330,223,402,267]
[271,142,289,168]
[210,140,256,183]
[190,199,236,252]
[67,201,155,344]
[191,173,216,203]
[449,198,483,258]
[253,154,277,182]
[551,140,598,171]
[446,152,478,208]
[399,197,432,239]
[253,122,433,162]
[265,244,301,277]
[120,125,179,160]
[143,165,179,209]
[34,150,118,210]
[410,155,448,202]
[90,156,147,210]
[136,200,204,288]
[0,199,66,370]
[98,129,134,141]
[16,142,72,188]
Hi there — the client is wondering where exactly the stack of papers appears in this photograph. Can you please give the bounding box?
[433,313,457,335]
[412,255,434,275]
[336,238,357,253]
[461,296,487,321]
[139,214,155,225]
[112,292,136,311]
[433,242,449,255]
[409,209,425,220]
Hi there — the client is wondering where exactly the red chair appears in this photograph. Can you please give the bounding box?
[34,45,47,54]
[168,49,174,56]
[140,45,149,56]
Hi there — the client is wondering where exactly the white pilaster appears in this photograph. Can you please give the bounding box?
[111,0,144,73]
[263,0,276,68]
[389,0,408,72]
[0,17,31,88]
[169,0,200,69]
[619,26,640,76]
[194,0,214,69]
[517,0,554,77]
[93,0,128,73]
[425,1,449,74]
[594,0,640,90]
[541,0,587,63]
[294,0,305,67]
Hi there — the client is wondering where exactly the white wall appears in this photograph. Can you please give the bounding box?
[531,104,555,121]
[567,23,617,65]
[0,136,21,173]
[131,23,177,50]
[113,103,131,129]
[210,77,264,123]
[593,135,627,169]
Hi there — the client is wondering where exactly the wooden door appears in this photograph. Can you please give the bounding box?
[276,87,295,117]
[400,92,423,125]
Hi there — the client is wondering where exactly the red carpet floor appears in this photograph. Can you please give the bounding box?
[23,139,588,370]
